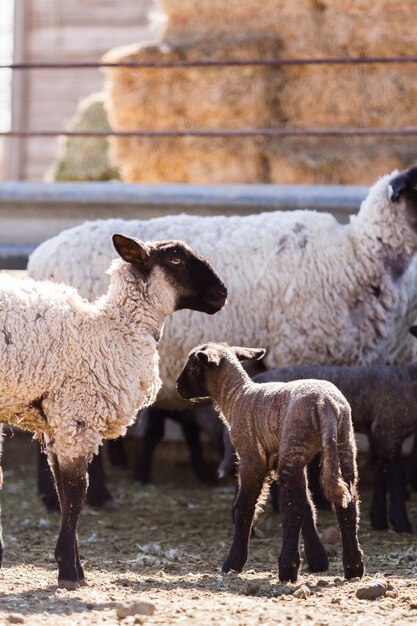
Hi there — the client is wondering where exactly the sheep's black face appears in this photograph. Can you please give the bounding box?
[112,235,227,315]
[176,352,210,400]
[154,241,227,315]
[389,166,417,227]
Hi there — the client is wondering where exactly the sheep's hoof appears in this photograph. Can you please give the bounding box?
[58,579,80,590]
[370,511,388,531]
[222,557,244,574]
[278,562,299,583]
[390,516,413,534]
[307,553,329,573]
[344,559,364,580]
[78,578,88,587]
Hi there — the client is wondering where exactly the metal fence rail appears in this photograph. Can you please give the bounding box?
[0,181,368,269]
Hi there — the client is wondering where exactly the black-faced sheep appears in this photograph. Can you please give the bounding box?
[0,235,226,589]
[177,343,364,582]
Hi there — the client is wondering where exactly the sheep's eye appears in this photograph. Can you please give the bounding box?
[170,257,182,265]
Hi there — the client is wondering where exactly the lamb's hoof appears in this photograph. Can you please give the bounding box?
[344,559,365,580]
[78,578,88,587]
[58,579,80,591]
[390,517,413,534]
[370,516,388,531]
[278,562,299,583]
[222,557,244,574]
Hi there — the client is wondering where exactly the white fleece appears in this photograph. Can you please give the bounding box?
[0,260,178,461]
[28,171,417,408]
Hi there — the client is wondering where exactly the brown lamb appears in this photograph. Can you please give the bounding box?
[176,342,364,582]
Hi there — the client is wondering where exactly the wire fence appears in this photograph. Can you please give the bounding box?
[3,55,417,139]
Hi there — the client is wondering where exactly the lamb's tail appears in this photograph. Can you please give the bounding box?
[316,400,352,509]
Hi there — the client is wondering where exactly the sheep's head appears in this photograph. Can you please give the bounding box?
[112,234,227,315]
[388,166,417,228]
[176,342,266,400]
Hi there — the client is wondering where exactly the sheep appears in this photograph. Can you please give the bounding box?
[28,167,417,408]
[28,166,417,509]
[0,234,227,590]
[176,343,364,582]
[251,329,417,534]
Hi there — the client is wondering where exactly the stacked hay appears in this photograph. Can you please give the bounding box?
[103,41,283,183]
[158,0,320,46]
[267,0,417,183]
[46,93,120,182]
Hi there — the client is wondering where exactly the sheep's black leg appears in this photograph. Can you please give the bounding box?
[370,452,388,531]
[222,462,266,573]
[180,416,215,483]
[386,453,412,533]
[406,433,417,491]
[86,453,114,509]
[269,480,280,513]
[302,488,329,573]
[277,465,307,582]
[107,439,128,468]
[50,453,88,589]
[37,443,60,512]
[133,408,166,483]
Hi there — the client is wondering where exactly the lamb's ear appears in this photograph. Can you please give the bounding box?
[112,234,150,266]
[195,349,221,367]
[232,346,267,362]
[409,326,417,338]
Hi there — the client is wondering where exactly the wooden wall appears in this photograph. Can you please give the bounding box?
[7,0,159,180]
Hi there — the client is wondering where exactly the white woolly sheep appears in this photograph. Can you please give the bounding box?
[28,167,417,409]
[176,342,364,582]
[0,234,227,590]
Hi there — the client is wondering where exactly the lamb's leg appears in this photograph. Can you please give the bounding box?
[86,453,115,509]
[386,453,412,533]
[50,453,88,589]
[369,448,388,531]
[302,487,329,573]
[406,433,417,491]
[307,454,331,510]
[335,448,364,580]
[277,464,308,582]
[222,460,266,573]
[133,408,166,484]
[179,414,215,483]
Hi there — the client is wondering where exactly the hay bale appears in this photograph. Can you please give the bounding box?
[103,40,282,183]
[158,0,319,46]
[267,136,417,185]
[279,64,417,128]
[46,93,120,182]
[320,0,417,56]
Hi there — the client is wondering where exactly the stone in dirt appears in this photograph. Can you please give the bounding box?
[293,585,311,599]
[356,580,387,600]
[6,616,25,624]
[116,600,156,619]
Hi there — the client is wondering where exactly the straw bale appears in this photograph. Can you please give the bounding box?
[158,0,320,47]
[103,40,283,183]
[319,0,417,56]
[266,136,417,185]
[46,92,120,182]
[279,64,417,128]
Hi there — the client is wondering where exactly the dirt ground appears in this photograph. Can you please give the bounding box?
[0,432,417,626]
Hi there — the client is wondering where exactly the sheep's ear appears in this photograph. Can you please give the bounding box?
[232,346,267,362]
[389,166,417,202]
[196,349,221,367]
[112,234,150,266]
[409,326,417,338]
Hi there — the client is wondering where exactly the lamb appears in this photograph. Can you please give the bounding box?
[0,234,227,590]
[251,334,417,534]
[176,343,364,582]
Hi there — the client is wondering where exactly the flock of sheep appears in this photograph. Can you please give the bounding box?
[1,166,417,589]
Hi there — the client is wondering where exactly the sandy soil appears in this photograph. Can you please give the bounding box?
[0,432,416,626]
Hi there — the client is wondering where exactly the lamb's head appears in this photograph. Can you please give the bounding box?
[176,342,266,400]
[112,234,227,315]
